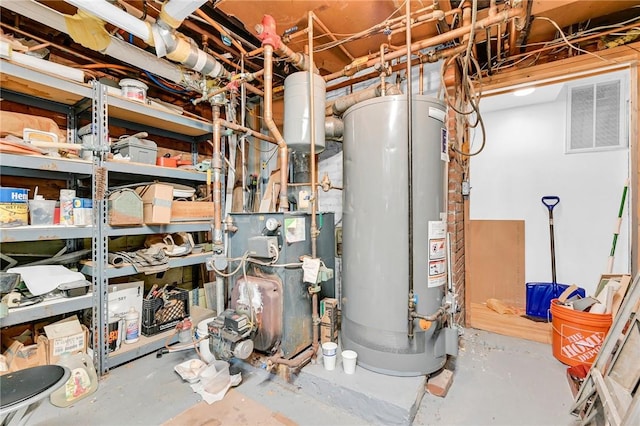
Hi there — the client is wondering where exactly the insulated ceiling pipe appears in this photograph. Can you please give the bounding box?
[64,0,232,80]
[257,15,289,212]
[2,0,188,86]
[160,0,209,27]
[326,83,402,116]
[323,5,524,82]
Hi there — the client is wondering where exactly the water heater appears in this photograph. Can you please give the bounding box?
[341,95,449,376]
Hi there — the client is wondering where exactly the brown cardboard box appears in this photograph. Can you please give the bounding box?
[1,324,47,374]
[320,298,339,344]
[135,183,173,224]
[171,201,214,222]
[40,316,89,365]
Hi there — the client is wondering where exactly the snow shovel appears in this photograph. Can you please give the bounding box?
[525,196,585,321]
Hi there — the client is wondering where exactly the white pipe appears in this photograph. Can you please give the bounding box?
[2,0,188,85]
[104,39,184,84]
[161,0,208,25]
[0,42,85,82]
[64,0,230,79]
[65,0,151,42]
[216,275,225,316]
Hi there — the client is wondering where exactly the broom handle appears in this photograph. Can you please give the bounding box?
[607,179,629,273]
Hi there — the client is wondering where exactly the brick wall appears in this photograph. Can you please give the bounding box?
[444,64,468,326]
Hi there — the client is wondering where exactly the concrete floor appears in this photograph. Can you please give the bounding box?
[26,328,580,425]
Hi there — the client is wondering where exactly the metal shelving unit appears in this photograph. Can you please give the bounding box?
[80,252,212,279]
[106,222,211,237]
[1,59,215,375]
[0,225,93,243]
[1,294,93,327]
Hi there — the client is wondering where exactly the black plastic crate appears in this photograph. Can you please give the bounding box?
[141,288,189,336]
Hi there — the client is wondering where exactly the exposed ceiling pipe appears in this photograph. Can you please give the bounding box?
[2,0,191,86]
[64,0,232,80]
[326,83,401,116]
[256,15,289,212]
[323,5,525,82]
[160,0,209,27]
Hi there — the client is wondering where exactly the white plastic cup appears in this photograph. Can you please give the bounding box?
[321,342,338,371]
[323,354,337,370]
[342,350,358,374]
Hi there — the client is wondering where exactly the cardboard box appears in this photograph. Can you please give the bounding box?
[1,324,47,374]
[73,197,93,226]
[41,316,89,365]
[135,183,173,224]
[108,281,143,319]
[171,201,214,222]
[320,298,339,344]
[0,187,29,227]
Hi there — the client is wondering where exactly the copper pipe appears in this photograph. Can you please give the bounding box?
[212,105,223,252]
[276,43,312,71]
[323,6,524,82]
[325,45,465,94]
[220,119,276,143]
[508,11,518,56]
[496,22,502,62]
[263,44,289,211]
[419,61,424,95]
[268,346,315,368]
[246,46,264,57]
[380,43,388,96]
[195,9,247,55]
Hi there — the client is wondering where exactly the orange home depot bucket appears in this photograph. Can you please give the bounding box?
[550,299,612,366]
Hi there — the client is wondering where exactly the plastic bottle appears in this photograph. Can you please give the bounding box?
[124,307,140,344]
[50,353,98,407]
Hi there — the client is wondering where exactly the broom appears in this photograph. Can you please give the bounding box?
[606,179,629,274]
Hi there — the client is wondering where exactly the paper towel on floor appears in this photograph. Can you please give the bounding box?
[190,373,241,404]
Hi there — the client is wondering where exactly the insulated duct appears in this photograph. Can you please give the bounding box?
[2,0,188,86]
[327,83,402,116]
[64,0,232,80]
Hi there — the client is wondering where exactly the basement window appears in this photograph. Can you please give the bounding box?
[566,75,627,153]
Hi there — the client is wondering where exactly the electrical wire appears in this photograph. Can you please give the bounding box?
[144,70,190,94]
[533,16,609,62]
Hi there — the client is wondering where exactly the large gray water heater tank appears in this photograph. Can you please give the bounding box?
[341,95,448,376]
[284,71,326,153]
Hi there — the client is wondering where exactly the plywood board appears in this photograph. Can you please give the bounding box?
[163,389,296,426]
[468,220,525,307]
[469,302,552,344]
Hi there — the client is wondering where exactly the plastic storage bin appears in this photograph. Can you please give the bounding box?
[29,198,56,225]
[141,288,190,336]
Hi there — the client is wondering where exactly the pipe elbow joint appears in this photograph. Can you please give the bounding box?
[256,15,281,48]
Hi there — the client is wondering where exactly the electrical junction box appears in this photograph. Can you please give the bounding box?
[248,236,278,258]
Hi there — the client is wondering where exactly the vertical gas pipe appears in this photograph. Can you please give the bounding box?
[308,11,320,357]
[406,0,416,339]
[256,15,289,211]
[212,105,223,252]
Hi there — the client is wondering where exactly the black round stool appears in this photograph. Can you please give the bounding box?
[0,365,70,425]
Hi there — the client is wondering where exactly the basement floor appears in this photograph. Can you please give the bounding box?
[27,328,579,425]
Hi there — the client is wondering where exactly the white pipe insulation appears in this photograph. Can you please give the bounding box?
[65,0,152,42]
[1,0,187,85]
[160,0,209,27]
[64,0,231,80]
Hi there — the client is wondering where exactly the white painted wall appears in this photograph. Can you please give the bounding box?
[470,72,631,296]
